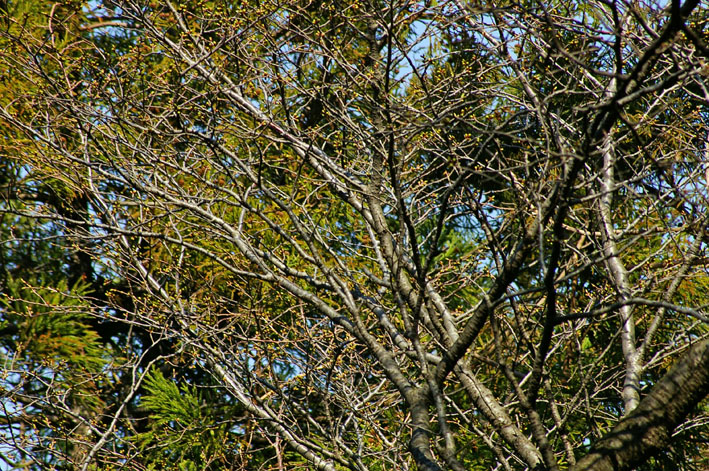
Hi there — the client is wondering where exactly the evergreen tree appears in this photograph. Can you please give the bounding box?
[2,1,709,470]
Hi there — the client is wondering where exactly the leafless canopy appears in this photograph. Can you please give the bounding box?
[1,0,709,470]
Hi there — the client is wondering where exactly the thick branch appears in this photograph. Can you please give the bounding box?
[572,338,709,471]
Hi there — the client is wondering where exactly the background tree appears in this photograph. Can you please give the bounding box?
[2,1,709,470]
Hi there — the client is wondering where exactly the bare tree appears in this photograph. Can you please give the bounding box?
[2,0,709,470]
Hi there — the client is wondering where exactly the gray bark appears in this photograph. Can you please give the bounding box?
[572,338,709,471]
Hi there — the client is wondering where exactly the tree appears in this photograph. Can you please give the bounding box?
[1,0,709,470]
